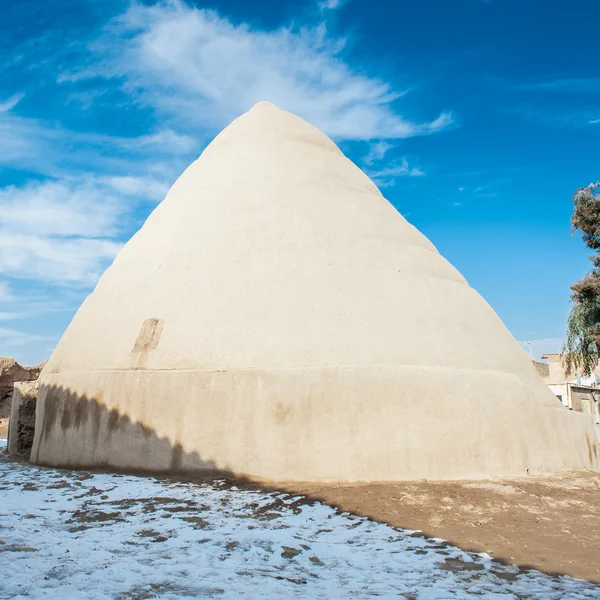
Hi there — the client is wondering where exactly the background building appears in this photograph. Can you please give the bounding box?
[536,354,600,439]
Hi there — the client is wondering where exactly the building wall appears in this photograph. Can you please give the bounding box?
[547,383,600,444]
[540,354,600,385]
[570,388,599,423]
[548,384,569,408]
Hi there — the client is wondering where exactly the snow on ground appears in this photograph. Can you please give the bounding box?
[0,441,598,599]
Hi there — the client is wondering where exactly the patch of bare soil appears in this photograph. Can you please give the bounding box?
[276,470,600,583]
[0,418,8,439]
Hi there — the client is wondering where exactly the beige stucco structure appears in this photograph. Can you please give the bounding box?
[30,102,599,481]
[541,353,600,385]
[548,383,599,418]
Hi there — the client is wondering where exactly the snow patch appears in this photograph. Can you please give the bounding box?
[0,448,598,599]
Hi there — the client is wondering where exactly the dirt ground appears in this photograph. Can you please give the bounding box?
[277,470,600,583]
[2,427,598,584]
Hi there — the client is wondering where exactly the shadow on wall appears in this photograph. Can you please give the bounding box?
[30,384,235,478]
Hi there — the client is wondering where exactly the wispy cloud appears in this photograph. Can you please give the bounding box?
[0,295,75,323]
[363,141,394,166]
[0,112,59,168]
[515,78,600,93]
[99,175,170,201]
[0,233,122,286]
[318,0,347,10]
[0,179,126,238]
[367,158,424,187]
[0,281,14,303]
[0,327,54,349]
[0,105,187,291]
[0,178,128,284]
[65,1,454,142]
[0,107,196,179]
[488,72,600,129]
[452,177,510,200]
[511,104,600,129]
[0,93,24,112]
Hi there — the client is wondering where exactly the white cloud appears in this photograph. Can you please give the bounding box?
[70,0,453,142]
[0,178,129,284]
[0,277,85,325]
[515,78,600,93]
[318,0,347,10]
[363,141,393,166]
[0,306,62,322]
[0,281,14,303]
[0,233,122,285]
[511,104,600,129]
[0,93,24,113]
[0,327,53,348]
[0,112,59,168]
[367,158,424,187]
[116,129,198,155]
[0,123,177,287]
[0,106,196,180]
[0,180,125,238]
[100,175,170,202]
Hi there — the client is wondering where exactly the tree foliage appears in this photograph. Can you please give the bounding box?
[562,182,600,375]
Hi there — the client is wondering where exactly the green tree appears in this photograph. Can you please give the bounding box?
[563,181,600,375]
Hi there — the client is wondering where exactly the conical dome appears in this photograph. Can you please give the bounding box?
[31,102,598,481]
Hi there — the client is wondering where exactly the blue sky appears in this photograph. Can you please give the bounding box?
[1,0,599,365]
